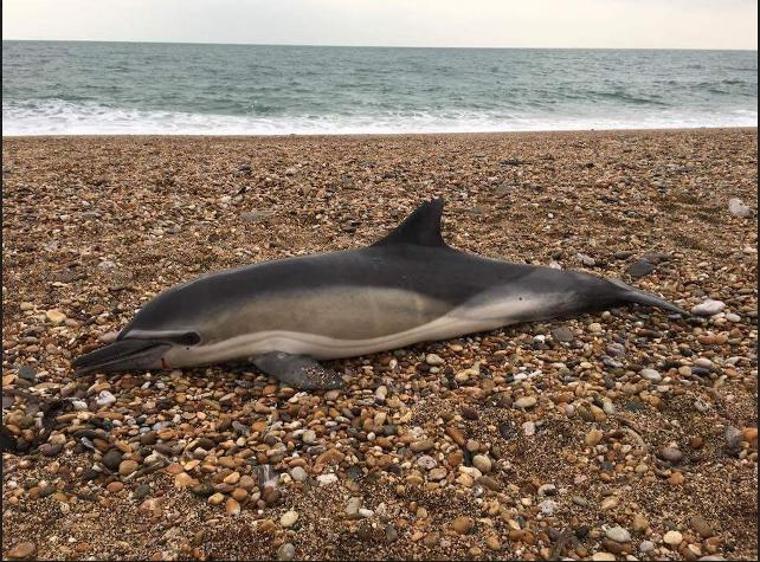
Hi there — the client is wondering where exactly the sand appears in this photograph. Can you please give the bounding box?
[1,128,758,561]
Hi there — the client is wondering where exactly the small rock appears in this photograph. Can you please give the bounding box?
[45,309,66,324]
[472,454,492,473]
[663,530,683,545]
[606,526,632,543]
[552,326,574,343]
[290,466,307,482]
[514,396,537,409]
[591,553,616,562]
[586,429,604,446]
[640,368,662,382]
[118,459,138,476]
[728,197,752,218]
[102,449,123,471]
[7,542,36,560]
[658,446,683,464]
[576,253,596,266]
[640,540,655,553]
[317,473,338,486]
[627,259,655,279]
[301,430,317,444]
[690,516,716,538]
[425,353,444,366]
[96,391,117,408]
[280,510,299,528]
[277,543,295,561]
[451,516,474,534]
[691,299,726,316]
[346,497,362,518]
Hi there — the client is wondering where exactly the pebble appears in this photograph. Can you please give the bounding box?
[451,516,474,534]
[425,353,444,366]
[663,530,683,545]
[289,466,307,482]
[591,553,616,561]
[118,460,138,476]
[411,439,434,452]
[96,390,117,407]
[45,309,66,324]
[640,368,662,382]
[277,543,295,561]
[552,326,574,342]
[627,259,655,279]
[7,542,36,559]
[728,197,752,218]
[514,396,537,409]
[606,526,632,543]
[658,446,683,464]
[691,299,726,316]
[472,454,492,473]
[301,430,317,444]
[640,540,655,553]
[690,516,716,538]
[317,473,338,486]
[586,429,603,446]
[280,510,299,528]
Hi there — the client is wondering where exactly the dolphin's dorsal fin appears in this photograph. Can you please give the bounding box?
[372,198,447,248]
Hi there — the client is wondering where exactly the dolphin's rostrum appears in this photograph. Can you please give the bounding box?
[73,199,687,389]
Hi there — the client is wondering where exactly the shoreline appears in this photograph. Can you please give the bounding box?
[2,128,757,561]
[3,125,758,141]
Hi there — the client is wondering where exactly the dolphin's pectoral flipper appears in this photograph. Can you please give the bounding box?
[251,352,344,390]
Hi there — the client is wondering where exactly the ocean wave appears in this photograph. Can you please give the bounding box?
[2,99,757,136]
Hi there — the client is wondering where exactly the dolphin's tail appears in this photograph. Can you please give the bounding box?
[608,279,689,316]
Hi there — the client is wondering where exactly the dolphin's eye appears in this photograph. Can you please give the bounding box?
[167,332,201,346]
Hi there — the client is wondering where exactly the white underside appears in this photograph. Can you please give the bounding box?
[163,293,556,367]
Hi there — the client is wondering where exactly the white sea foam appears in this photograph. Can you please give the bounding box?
[2,99,757,136]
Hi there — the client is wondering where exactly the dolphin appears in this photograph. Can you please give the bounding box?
[73,199,687,389]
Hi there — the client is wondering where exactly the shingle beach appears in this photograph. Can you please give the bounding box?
[2,128,757,561]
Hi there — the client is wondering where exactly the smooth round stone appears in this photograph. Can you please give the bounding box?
[96,391,117,407]
[425,354,444,366]
[663,530,683,545]
[472,454,492,473]
[417,455,437,470]
[301,430,317,444]
[640,368,662,382]
[289,467,307,482]
[277,543,295,561]
[605,526,632,543]
[658,446,683,463]
[591,553,616,561]
[317,473,338,486]
[539,499,557,516]
[280,510,299,528]
[514,396,537,409]
[639,540,655,553]
[691,300,726,316]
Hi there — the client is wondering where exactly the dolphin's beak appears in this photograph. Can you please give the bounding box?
[72,340,173,375]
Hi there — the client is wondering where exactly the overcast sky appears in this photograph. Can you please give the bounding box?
[3,0,757,50]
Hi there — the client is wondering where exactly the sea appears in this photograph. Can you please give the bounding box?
[2,41,757,136]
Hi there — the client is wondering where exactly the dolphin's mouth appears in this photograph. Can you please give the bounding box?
[72,340,173,376]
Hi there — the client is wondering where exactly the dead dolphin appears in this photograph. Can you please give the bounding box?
[73,199,686,389]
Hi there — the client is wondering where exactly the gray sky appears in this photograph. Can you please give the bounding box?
[3,0,757,50]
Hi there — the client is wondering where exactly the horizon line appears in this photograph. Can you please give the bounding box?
[2,38,757,52]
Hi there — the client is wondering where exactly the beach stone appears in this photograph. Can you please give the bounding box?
[663,530,683,545]
[118,460,138,476]
[451,516,474,534]
[514,396,537,409]
[472,454,492,473]
[690,516,716,538]
[96,391,117,407]
[425,353,444,366]
[102,449,123,471]
[591,553,616,562]
[552,326,574,343]
[416,455,437,470]
[627,259,655,279]
[691,300,726,316]
[658,446,683,464]
[640,541,655,553]
[301,430,317,444]
[640,368,662,382]
[346,497,362,518]
[7,542,36,560]
[728,198,752,218]
[289,466,307,482]
[606,526,631,543]
[277,543,295,561]
[280,510,299,528]
[411,439,434,452]
[317,473,338,486]
[45,309,66,324]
